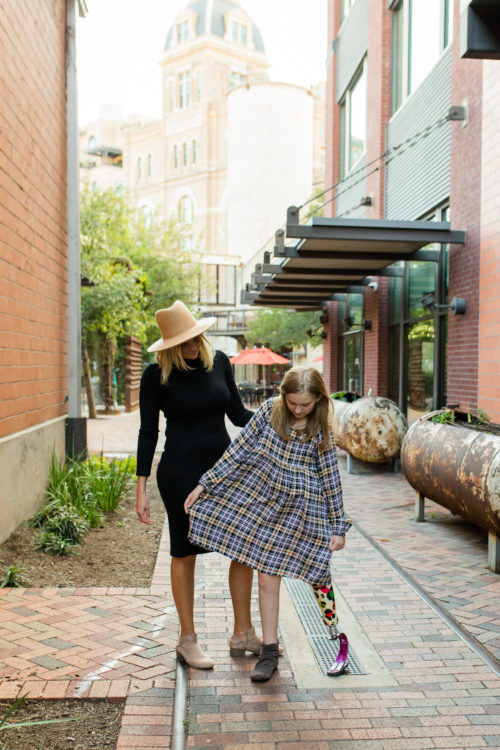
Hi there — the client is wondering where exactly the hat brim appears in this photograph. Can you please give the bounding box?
[147,316,217,353]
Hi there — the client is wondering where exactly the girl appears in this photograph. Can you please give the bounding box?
[184,366,350,682]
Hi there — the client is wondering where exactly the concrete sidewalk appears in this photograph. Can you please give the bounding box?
[0,410,499,750]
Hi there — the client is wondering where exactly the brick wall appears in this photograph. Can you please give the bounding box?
[447,2,482,412]
[322,301,339,393]
[478,60,500,422]
[0,0,68,438]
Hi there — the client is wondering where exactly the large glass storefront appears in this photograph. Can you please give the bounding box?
[388,206,450,419]
[337,293,364,395]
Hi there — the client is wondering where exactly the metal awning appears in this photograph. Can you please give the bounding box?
[243,206,467,310]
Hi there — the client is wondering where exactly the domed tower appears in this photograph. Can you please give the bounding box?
[158,0,269,304]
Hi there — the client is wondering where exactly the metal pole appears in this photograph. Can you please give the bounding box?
[65,0,87,458]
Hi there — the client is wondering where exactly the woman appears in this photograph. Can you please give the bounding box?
[185,366,350,681]
[136,301,257,669]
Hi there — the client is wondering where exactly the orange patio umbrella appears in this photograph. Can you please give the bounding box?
[229,346,289,365]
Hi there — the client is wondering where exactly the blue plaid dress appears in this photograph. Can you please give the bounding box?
[188,398,351,585]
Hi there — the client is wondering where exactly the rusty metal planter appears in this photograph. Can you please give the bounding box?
[401,411,500,573]
[332,396,407,464]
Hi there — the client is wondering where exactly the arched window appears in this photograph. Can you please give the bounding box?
[137,156,142,180]
[192,139,198,165]
[173,145,179,169]
[180,195,193,224]
[183,142,188,167]
[147,154,153,177]
[168,80,174,112]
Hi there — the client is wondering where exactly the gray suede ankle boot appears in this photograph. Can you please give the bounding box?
[250,643,280,682]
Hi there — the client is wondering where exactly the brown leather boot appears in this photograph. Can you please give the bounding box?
[229,627,262,656]
[250,643,279,682]
[176,634,214,669]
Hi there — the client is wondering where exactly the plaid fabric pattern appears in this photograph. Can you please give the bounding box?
[188,399,351,585]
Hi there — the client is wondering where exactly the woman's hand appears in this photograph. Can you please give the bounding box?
[328,534,345,552]
[136,477,152,525]
[184,484,204,513]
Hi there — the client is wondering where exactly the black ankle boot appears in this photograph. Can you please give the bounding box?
[250,643,280,682]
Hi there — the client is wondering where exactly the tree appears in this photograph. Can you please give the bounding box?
[245,308,323,351]
[80,185,199,412]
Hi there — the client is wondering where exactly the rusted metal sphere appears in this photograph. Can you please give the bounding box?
[401,414,500,536]
[332,396,407,463]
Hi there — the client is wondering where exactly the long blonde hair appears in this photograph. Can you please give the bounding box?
[270,366,333,452]
[156,334,214,384]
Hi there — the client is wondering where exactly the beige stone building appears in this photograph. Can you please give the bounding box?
[79,0,324,331]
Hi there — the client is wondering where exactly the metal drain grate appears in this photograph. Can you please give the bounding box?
[284,578,366,675]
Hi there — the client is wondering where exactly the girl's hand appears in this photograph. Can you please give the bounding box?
[136,478,152,525]
[184,484,204,513]
[328,534,345,552]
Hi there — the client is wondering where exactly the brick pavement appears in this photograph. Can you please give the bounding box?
[0,411,498,749]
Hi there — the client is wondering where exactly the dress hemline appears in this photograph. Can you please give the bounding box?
[188,533,331,586]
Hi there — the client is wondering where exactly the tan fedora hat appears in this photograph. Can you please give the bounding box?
[147,301,217,353]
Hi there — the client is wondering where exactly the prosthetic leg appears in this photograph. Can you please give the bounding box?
[311,582,349,676]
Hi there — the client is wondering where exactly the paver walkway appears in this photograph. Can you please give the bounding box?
[0,410,499,750]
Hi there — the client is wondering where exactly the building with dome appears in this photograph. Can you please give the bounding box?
[80,0,324,326]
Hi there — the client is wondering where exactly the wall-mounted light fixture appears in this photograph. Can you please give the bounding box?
[420,293,467,315]
[321,330,328,339]
[362,319,372,330]
[319,312,328,325]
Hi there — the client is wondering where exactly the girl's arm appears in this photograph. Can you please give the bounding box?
[198,399,272,491]
[316,435,352,537]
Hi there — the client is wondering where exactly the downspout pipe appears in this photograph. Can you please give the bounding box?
[65,0,87,459]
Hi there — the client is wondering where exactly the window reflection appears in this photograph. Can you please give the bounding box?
[407,261,435,319]
[408,319,434,414]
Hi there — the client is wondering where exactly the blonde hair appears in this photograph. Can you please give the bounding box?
[270,366,333,452]
[156,334,214,384]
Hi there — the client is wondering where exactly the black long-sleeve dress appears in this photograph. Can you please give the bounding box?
[137,350,253,557]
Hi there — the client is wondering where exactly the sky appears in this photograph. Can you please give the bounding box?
[76,0,327,125]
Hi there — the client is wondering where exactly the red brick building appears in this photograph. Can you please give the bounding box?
[246,0,500,424]
[0,0,84,542]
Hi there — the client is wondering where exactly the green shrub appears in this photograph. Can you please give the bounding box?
[36,531,78,556]
[0,565,28,589]
[31,450,134,556]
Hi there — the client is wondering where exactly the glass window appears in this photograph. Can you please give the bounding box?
[340,61,366,177]
[180,195,193,224]
[168,81,174,112]
[88,135,97,151]
[192,139,197,164]
[407,319,434,414]
[173,145,179,169]
[407,261,435,319]
[177,20,188,43]
[179,71,191,108]
[347,293,363,328]
[183,142,188,167]
[392,0,451,113]
[137,156,142,180]
[240,25,247,44]
[343,334,362,393]
[147,154,152,178]
[200,265,217,303]
[232,21,238,42]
